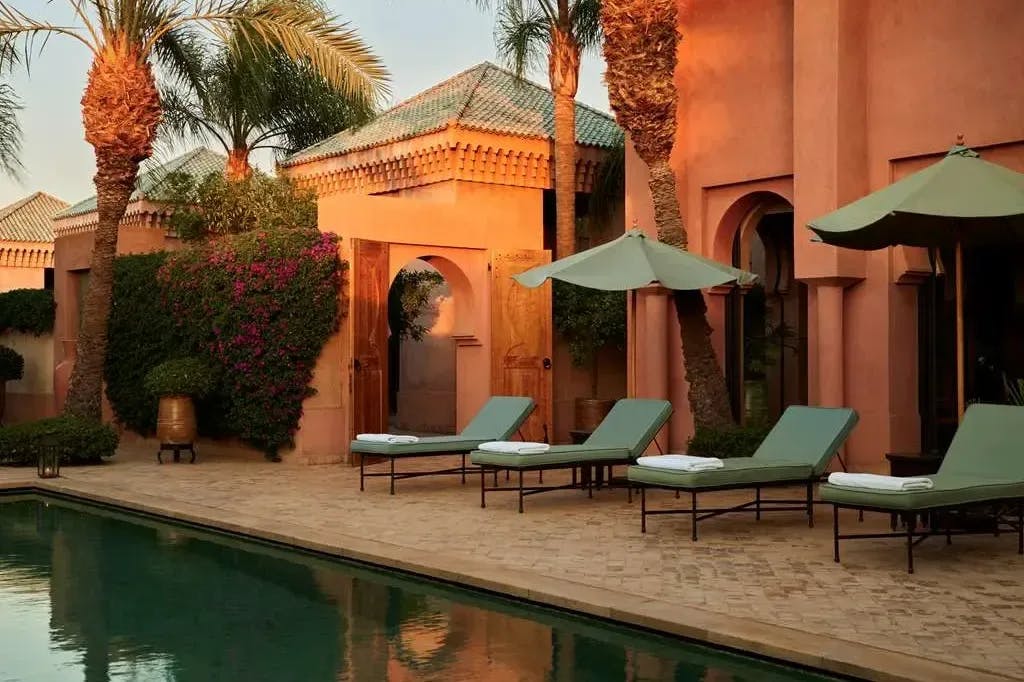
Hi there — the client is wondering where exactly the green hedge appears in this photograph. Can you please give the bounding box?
[104,253,186,435]
[687,423,772,459]
[144,357,214,398]
[0,416,118,466]
[0,289,55,335]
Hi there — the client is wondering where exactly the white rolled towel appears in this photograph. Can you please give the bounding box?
[356,433,420,444]
[636,454,724,472]
[827,472,933,491]
[477,441,550,455]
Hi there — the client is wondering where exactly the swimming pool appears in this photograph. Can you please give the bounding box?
[0,495,840,681]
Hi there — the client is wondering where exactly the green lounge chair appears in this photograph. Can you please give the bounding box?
[824,403,1024,573]
[628,406,858,540]
[471,399,673,512]
[352,396,534,494]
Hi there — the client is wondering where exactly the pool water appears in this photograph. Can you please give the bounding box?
[0,497,838,682]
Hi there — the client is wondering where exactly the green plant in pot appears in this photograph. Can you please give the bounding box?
[144,358,214,448]
[0,345,24,425]
[553,281,627,432]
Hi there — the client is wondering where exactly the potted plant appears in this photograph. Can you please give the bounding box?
[553,281,627,432]
[0,345,24,424]
[144,358,214,461]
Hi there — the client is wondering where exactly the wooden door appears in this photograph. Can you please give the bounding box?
[351,239,389,439]
[491,250,553,443]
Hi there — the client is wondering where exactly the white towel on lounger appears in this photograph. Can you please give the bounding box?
[636,454,724,472]
[477,441,550,455]
[356,433,420,444]
[827,472,933,491]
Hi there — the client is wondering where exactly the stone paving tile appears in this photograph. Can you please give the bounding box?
[3,448,1024,679]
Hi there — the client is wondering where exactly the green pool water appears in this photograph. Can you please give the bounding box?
[0,496,840,682]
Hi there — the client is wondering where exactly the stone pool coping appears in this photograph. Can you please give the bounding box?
[2,476,1014,682]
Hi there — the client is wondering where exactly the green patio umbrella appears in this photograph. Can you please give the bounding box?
[808,143,1024,422]
[513,228,757,291]
[514,228,757,397]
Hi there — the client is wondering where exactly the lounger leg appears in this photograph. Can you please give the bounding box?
[1018,501,1023,555]
[572,467,577,487]
[994,507,1001,537]
[691,491,698,542]
[906,513,916,574]
[494,470,498,486]
[755,487,761,521]
[806,480,814,528]
[833,505,840,563]
[627,480,633,504]
[480,467,487,508]
[946,512,952,545]
[858,509,864,522]
[389,457,396,495]
[640,486,647,533]
[461,454,466,485]
[359,455,365,492]
[518,470,524,513]
[890,513,898,531]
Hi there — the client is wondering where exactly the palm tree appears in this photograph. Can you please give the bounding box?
[161,41,376,180]
[0,40,22,177]
[479,0,602,259]
[600,0,734,430]
[0,0,389,422]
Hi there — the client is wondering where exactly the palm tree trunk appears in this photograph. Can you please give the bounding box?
[63,154,140,420]
[550,28,580,259]
[648,158,734,430]
[226,147,253,181]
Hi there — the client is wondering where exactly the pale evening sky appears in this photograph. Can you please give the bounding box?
[0,0,611,208]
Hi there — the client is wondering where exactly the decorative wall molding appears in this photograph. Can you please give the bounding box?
[54,202,173,239]
[0,245,53,268]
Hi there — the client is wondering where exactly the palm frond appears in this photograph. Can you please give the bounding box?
[0,80,22,178]
[588,134,625,224]
[569,0,602,53]
[495,1,550,78]
[0,3,95,59]
[153,24,208,91]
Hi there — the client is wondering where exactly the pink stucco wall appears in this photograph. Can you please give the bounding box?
[627,0,1024,469]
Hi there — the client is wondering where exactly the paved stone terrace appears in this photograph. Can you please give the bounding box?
[2,448,1022,681]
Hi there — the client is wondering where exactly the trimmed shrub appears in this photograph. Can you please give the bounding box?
[105,253,187,435]
[0,345,23,382]
[0,416,119,466]
[144,357,214,398]
[687,423,772,459]
[159,229,343,457]
[0,288,55,335]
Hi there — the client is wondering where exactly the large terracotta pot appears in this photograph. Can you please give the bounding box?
[574,398,616,432]
[156,395,197,445]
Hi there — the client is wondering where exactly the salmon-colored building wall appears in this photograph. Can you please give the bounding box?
[627,0,1024,469]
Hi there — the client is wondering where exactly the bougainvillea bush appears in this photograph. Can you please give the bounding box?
[158,229,343,458]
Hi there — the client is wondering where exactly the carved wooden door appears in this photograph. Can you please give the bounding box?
[490,250,553,443]
[351,239,389,439]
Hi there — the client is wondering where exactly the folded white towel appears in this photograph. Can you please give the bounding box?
[356,433,420,444]
[636,454,724,472]
[477,441,550,455]
[827,472,933,491]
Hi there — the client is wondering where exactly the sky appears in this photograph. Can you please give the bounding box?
[0,0,611,208]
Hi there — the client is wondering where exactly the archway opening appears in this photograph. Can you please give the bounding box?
[725,198,808,426]
[387,259,457,435]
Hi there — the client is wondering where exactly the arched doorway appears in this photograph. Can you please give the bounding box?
[723,194,808,426]
[387,259,457,435]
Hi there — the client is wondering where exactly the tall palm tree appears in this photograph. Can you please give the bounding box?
[0,0,389,422]
[601,0,735,430]
[161,41,376,180]
[0,40,22,177]
[479,0,602,259]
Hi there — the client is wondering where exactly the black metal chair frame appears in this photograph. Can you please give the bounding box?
[831,499,1024,574]
[638,477,821,540]
[358,429,529,495]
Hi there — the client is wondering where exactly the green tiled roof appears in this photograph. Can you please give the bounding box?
[58,147,227,219]
[284,62,622,167]
[0,192,68,242]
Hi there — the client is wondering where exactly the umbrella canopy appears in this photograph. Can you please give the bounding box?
[513,229,757,291]
[808,145,1024,249]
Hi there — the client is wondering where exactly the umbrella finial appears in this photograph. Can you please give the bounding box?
[956,133,965,145]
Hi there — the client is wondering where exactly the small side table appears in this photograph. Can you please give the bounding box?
[570,430,610,488]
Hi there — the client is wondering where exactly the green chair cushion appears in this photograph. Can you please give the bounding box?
[936,404,1024,480]
[821,474,1024,511]
[471,446,630,468]
[583,399,673,458]
[627,458,814,489]
[352,437,492,456]
[752,406,858,474]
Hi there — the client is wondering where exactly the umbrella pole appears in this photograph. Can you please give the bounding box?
[956,239,965,421]
[629,288,637,398]
[927,247,939,453]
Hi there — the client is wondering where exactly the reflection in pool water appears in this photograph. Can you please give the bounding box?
[0,497,836,681]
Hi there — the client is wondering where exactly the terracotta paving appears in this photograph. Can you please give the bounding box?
[2,447,1023,681]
